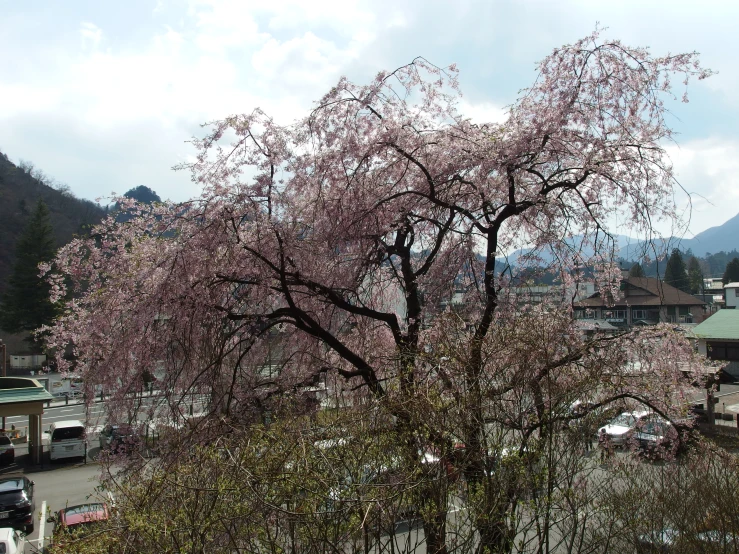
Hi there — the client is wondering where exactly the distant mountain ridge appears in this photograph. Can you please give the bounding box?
[618,212,739,260]
[504,212,739,267]
[505,233,636,267]
[0,152,107,295]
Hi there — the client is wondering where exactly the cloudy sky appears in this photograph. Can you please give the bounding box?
[1,0,738,238]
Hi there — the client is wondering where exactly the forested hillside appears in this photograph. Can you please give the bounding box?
[0,152,106,294]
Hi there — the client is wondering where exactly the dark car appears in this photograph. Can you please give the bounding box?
[0,476,35,534]
[634,416,679,457]
[98,424,140,453]
[0,436,14,465]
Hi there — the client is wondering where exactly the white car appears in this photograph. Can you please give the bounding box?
[0,527,24,554]
[598,410,650,446]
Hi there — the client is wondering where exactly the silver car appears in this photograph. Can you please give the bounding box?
[598,410,651,446]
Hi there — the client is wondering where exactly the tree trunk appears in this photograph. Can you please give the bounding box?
[475,514,514,554]
[423,509,449,554]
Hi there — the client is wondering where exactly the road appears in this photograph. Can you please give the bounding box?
[0,397,112,553]
[4,391,209,438]
[22,463,105,553]
[0,393,207,553]
[0,373,714,552]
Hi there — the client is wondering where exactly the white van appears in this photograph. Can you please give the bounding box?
[0,527,24,554]
[48,420,87,462]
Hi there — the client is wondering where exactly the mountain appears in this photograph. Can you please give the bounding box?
[618,212,739,260]
[123,185,161,204]
[0,152,107,295]
[503,212,739,269]
[504,234,635,267]
[685,212,739,256]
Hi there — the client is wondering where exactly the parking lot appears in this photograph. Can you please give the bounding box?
[0,400,110,553]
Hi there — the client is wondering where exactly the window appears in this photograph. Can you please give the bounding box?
[632,309,648,320]
[0,437,11,446]
[611,413,636,427]
[575,310,595,319]
[605,310,626,320]
[52,427,85,441]
[708,342,739,361]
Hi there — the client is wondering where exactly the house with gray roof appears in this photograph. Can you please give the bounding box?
[574,277,707,328]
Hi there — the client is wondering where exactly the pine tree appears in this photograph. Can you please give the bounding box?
[687,257,704,295]
[664,248,690,293]
[724,257,739,284]
[0,201,58,348]
[629,263,646,278]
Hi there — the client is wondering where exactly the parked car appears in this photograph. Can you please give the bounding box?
[48,420,87,462]
[635,527,680,552]
[633,415,679,456]
[98,424,140,453]
[327,461,420,523]
[0,438,14,465]
[48,502,111,544]
[54,390,83,399]
[635,527,737,552]
[598,410,651,447]
[0,477,35,534]
[0,527,24,554]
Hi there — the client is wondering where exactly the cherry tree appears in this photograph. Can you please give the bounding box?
[45,30,715,553]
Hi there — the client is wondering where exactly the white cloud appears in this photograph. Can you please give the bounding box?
[457,100,507,125]
[0,83,61,114]
[0,0,737,229]
[665,138,739,236]
[190,1,266,53]
[250,30,373,98]
[79,21,102,49]
[262,0,377,33]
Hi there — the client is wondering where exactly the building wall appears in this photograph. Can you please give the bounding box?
[726,287,739,309]
[689,306,707,324]
[9,355,47,369]
[699,338,739,380]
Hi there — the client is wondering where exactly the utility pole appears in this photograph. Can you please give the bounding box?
[706,372,716,426]
[0,340,5,377]
[0,340,6,431]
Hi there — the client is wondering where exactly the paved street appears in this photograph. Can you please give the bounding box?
[0,382,207,553]
[1,373,729,552]
[22,463,104,552]
[0,394,111,552]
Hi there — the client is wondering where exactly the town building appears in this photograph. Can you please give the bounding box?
[725,282,739,309]
[693,309,739,381]
[574,276,707,327]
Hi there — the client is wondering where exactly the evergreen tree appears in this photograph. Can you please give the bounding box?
[724,257,739,284]
[629,263,646,278]
[0,201,58,348]
[687,256,704,295]
[664,248,690,293]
